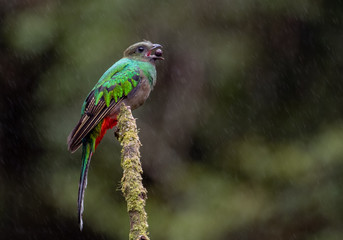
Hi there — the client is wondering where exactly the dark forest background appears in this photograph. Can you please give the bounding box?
[1,0,343,239]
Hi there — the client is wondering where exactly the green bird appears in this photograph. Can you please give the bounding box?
[67,41,163,230]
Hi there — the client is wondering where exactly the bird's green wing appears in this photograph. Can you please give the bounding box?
[67,58,141,152]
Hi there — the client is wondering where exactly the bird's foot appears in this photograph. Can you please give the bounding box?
[113,126,120,140]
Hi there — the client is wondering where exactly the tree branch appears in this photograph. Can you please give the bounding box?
[117,103,150,240]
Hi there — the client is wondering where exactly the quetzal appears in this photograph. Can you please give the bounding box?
[67,41,163,230]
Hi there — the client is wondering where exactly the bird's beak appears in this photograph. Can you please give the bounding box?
[151,43,162,50]
[149,43,164,60]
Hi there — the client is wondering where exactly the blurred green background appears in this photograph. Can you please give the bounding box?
[1,0,343,239]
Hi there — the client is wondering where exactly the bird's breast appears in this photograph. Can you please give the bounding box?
[108,78,151,117]
[124,78,151,110]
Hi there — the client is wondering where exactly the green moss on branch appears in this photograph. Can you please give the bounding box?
[117,104,150,240]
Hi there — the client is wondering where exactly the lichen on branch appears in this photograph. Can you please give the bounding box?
[117,103,150,240]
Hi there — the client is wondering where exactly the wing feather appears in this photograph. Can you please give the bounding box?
[67,61,141,152]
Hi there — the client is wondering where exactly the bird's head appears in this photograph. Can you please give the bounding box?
[123,41,164,63]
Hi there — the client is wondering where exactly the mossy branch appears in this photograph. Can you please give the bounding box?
[117,104,150,240]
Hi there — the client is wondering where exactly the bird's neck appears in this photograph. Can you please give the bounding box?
[134,60,157,88]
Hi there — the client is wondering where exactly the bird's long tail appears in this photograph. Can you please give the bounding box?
[77,117,118,230]
[78,140,94,231]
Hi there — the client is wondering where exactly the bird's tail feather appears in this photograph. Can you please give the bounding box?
[78,141,94,231]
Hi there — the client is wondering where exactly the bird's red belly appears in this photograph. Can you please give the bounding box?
[95,116,118,149]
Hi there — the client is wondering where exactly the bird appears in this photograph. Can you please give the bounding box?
[67,41,163,230]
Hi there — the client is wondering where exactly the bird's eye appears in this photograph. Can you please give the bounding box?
[137,46,145,52]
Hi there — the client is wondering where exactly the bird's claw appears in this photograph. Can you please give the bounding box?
[114,126,120,140]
